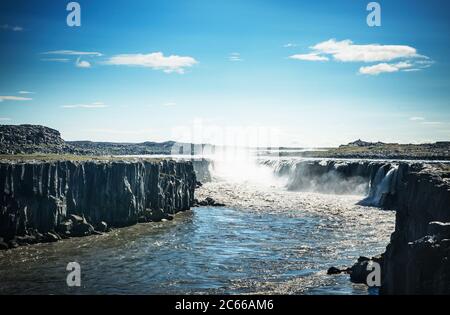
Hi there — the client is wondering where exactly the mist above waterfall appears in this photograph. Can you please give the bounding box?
[208,147,287,187]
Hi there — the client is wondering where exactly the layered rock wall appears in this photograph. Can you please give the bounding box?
[0,160,196,243]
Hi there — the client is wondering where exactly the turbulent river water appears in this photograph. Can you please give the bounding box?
[0,163,395,295]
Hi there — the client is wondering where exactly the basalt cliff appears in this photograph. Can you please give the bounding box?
[0,159,196,249]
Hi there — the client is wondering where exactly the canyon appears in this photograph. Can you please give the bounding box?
[0,124,449,294]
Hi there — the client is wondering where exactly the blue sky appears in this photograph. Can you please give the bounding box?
[0,0,449,147]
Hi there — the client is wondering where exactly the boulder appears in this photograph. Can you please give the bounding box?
[69,214,85,224]
[71,222,95,237]
[43,232,60,243]
[427,222,450,239]
[0,238,8,250]
[57,220,73,235]
[96,221,108,232]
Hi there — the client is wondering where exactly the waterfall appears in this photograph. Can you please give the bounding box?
[359,164,398,207]
[259,159,371,195]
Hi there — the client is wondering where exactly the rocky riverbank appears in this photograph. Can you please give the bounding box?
[324,162,450,294]
[261,159,450,294]
[0,159,196,250]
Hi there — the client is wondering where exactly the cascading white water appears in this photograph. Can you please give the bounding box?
[208,147,287,187]
[360,165,398,207]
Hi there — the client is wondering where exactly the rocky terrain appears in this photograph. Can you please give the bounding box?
[2,125,449,160]
[0,124,213,156]
[0,159,196,250]
[277,140,450,160]
[0,124,80,155]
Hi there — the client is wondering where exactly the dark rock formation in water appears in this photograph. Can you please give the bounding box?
[0,159,196,248]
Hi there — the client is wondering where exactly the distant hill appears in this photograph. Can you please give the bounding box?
[1,125,448,160]
[0,124,213,156]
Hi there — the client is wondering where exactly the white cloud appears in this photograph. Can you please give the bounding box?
[163,102,177,106]
[228,52,242,62]
[291,39,432,75]
[0,117,12,121]
[105,52,198,74]
[311,39,420,63]
[283,43,297,48]
[18,91,34,94]
[359,63,399,75]
[43,50,103,56]
[1,24,23,32]
[62,102,108,109]
[409,117,425,121]
[76,58,91,68]
[0,96,32,102]
[359,61,419,75]
[289,53,329,61]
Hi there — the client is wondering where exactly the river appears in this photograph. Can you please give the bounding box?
[0,174,395,294]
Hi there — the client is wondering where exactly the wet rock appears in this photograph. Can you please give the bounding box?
[43,232,60,243]
[196,197,226,207]
[349,257,372,284]
[0,237,8,250]
[69,214,85,225]
[327,266,348,275]
[427,222,450,239]
[96,221,108,232]
[15,235,37,246]
[57,220,73,235]
[141,208,172,222]
[71,222,95,237]
[8,239,19,249]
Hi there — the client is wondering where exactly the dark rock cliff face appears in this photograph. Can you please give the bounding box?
[0,160,196,246]
[380,164,450,294]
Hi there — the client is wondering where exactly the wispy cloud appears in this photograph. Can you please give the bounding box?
[0,117,12,121]
[41,58,70,62]
[289,53,329,61]
[1,24,23,32]
[105,52,198,74]
[76,58,91,68]
[290,39,431,75]
[409,116,425,121]
[18,91,34,94]
[228,52,243,62]
[163,102,177,106]
[41,50,101,68]
[42,50,103,56]
[283,43,297,48]
[421,121,443,125]
[0,96,32,102]
[61,102,108,109]
[359,61,419,75]
[409,117,445,126]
